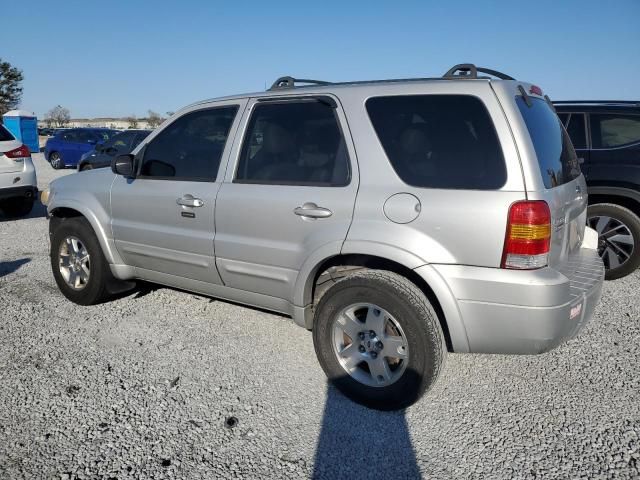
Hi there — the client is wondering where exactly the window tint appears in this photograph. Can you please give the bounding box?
[516,97,580,188]
[62,130,79,142]
[0,124,14,141]
[565,113,587,149]
[132,131,150,150]
[106,131,135,153]
[366,95,506,190]
[235,100,350,186]
[140,106,238,181]
[591,114,640,148]
[76,130,98,143]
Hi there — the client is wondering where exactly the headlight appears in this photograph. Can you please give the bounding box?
[40,189,50,206]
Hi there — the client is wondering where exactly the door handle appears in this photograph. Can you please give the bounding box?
[177,195,204,208]
[294,202,333,219]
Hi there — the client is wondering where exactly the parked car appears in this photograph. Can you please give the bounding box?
[0,124,37,217]
[43,64,604,410]
[554,101,640,279]
[78,129,151,171]
[44,128,118,169]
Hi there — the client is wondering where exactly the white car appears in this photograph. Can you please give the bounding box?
[0,124,37,217]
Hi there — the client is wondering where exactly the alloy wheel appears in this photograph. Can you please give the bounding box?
[589,215,635,270]
[58,236,91,290]
[331,302,409,387]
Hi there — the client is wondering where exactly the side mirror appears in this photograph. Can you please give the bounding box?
[111,154,135,178]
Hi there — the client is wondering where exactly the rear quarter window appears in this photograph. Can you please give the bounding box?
[366,95,506,190]
[516,97,580,189]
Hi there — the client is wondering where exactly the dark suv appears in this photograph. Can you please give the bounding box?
[554,101,640,279]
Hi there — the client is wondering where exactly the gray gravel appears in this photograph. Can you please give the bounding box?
[0,154,639,479]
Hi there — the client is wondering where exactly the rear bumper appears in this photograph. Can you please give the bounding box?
[427,245,604,354]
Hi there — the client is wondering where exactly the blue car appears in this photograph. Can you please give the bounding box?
[44,128,119,169]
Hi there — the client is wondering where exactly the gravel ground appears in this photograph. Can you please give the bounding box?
[0,154,639,479]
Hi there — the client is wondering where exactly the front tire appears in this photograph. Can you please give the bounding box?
[312,270,446,410]
[588,203,640,280]
[50,217,116,305]
[49,152,63,169]
[1,197,34,218]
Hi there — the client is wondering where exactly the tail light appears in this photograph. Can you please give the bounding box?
[501,200,551,269]
[3,144,31,160]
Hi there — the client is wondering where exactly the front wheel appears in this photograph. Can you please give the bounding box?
[49,152,63,169]
[50,217,117,305]
[588,203,640,280]
[312,270,446,410]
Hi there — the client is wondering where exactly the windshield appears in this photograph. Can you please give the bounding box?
[516,96,580,188]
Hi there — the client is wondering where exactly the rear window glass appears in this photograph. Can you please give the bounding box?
[590,114,640,148]
[366,95,506,190]
[0,124,15,141]
[516,97,580,188]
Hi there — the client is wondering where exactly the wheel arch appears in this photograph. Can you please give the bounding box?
[49,204,121,265]
[299,252,461,352]
[588,187,640,218]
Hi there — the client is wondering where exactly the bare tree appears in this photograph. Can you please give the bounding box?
[146,110,164,128]
[165,111,175,118]
[0,58,24,116]
[45,105,71,127]
[126,115,138,129]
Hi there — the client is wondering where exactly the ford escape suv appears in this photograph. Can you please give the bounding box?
[43,64,604,410]
[0,123,37,218]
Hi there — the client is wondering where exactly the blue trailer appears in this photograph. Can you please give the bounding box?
[2,110,39,153]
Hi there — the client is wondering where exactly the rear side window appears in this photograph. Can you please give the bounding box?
[516,97,580,188]
[366,95,506,190]
[235,100,350,186]
[565,113,587,149]
[0,124,14,141]
[590,114,640,148]
[139,106,238,181]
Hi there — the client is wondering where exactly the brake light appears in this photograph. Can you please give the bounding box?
[3,144,31,159]
[529,85,543,96]
[501,200,551,269]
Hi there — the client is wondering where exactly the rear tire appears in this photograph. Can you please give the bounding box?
[80,163,93,171]
[50,217,118,305]
[49,152,63,169]
[312,270,446,410]
[588,203,640,280]
[0,197,34,218]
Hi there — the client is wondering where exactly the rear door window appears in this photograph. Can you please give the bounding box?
[0,125,15,141]
[590,114,640,148]
[366,95,506,190]
[516,97,581,188]
[235,100,350,186]
[565,113,587,149]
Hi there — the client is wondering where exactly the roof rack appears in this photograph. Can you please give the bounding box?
[269,76,332,91]
[442,63,515,81]
[553,100,640,106]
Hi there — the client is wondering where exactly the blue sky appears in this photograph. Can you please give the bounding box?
[2,0,639,118]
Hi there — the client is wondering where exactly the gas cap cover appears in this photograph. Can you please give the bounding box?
[383,193,421,224]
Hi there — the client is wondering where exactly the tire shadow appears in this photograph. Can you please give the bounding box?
[0,258,31,278]
[312,377,421,479]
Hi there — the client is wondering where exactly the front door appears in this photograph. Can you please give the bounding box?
[214,96,359,303]
[110,101,245,284]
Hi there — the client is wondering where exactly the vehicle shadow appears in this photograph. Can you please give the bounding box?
[312,375,422,479]
[0,199,47,222]
[0,258,30,278]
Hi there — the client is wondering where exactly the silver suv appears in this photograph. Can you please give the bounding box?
[43,64,604,410]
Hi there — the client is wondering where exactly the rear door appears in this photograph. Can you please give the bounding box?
[514,94,586,267]
[214,96,358,302]
[0,125,23,175]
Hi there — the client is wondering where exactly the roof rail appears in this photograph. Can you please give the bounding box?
[443,63,515,81]
[553,100,640,105]
[269,76,332,91]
